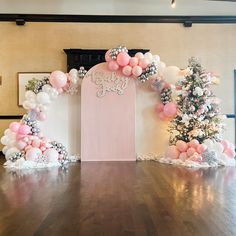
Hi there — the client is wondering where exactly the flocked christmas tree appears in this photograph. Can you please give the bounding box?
[169,58,224,145]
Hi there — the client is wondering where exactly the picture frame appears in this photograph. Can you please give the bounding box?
[17,72,51,106]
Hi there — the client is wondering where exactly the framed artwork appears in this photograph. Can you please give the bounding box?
[18,72,50,106]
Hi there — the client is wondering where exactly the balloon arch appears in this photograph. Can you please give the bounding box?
[1,46,235,169]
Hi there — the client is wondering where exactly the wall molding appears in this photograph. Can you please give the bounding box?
[0,14,236,27]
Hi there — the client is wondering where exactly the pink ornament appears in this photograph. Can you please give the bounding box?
[138,58,149,69]
[189,139,200,149]
[135,52,144,60]
[224,148,235,158]
[49,71,67,89]
[38,112,47,121]
[122,65,132,76]
[129,57,138,67]
[197,144,207,154]
[18,124,31,135]
[179,152,188,161]
[108,60,119,71]
[9,122,20,132]
[116,52,130,67]
[105,49,112,62]
[25,147,42,162]
[163,102,177,117]
[165,145,180,159]
[44,148,59,163]
[156,103,164,113]
[187,147,196,157]
[176,140,188,152]
[132,66,143,77]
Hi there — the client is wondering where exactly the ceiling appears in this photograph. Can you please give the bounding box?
[0,0,236,16]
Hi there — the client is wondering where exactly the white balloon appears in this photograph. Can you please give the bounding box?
[144,52,153,61]
[69,68,78,77]
[2,146,9,155]
[44,148,59,163]
[152,55,160,63]
[213,142,224,154]
[38,104,48,112]
[157,61,166,76]
[4,129,11,136]
[42,84,52,93]
[163,66,180,85]
[204,139,214,149]
[26,147,42,162]
[5,147,20,160]
[0,136,9,145]
[36,92,51,105]
[25,90,36,100]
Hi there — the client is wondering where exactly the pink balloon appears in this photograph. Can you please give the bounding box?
[221,140,230,151]
[32,139,41,148]
[156,103,164,113]
[129,57,138,67]
[38,112,47,121]
[187,147,196,157]
[179,152,188,161]
[224,148,235,158]
[132,66,143,77]
[197,144,207,154]
[135,52,144,60]
[116,52,130,67]
[189,139,199,148]
[105,49,112,62]
[138,58,149,69]
[49,71,67,89]
[18,124,31,135]
[188,153,202,162]
[122,65,132,76]
[108,60,119,71]
[9,122,20,132]
[44,148,59,163]
[25,147,42,162]
[159,112,166,120]
[16,140,27,150]
[176,140,188,152]
[165,145,180,159]
[163,102,177,117]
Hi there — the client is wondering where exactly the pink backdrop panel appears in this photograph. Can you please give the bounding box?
[81,63,136,161]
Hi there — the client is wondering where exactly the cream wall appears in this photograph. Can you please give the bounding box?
[0,22,236,154]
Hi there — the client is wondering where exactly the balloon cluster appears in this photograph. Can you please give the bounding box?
[156,102,177,121]
[22,114,40,136]
[105,46,160,82]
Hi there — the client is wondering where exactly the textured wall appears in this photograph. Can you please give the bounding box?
[0,22,235,153]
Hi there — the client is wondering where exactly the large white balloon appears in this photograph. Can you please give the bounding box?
[163,66,180,85]
[2,146,9,155]
[44,148,59,163]
[36,92,51,105]
[25,90,36,100]
[157,61,166,76]
[26,147,42,162]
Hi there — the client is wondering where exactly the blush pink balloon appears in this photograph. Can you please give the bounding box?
[44,148,59,163]
[9,122,21,132]
[176,140,188,152]
[49,71,67,89]
[163,102,177,117]
[116,52,130,67]
[221,140,230,151]
[129,57,138,67]
[135,52,144,60]
[38,112,47,121]
[189,139,200,149]
[132,65,143,77]
[159,112,166,120]
[165,145,180,159]
[156,103,164,113]
[179,152,188,161]
[197,144,207,154]
[18,124,31,135]
[138,58,149,69]
[187,147,196,157]
[105,49,112,62]
[32,139,41,148]
[224,148,235,158]
[122,65,132,76]
[16,140,27,150]
[25,147,42,162]
[108,60,119,71]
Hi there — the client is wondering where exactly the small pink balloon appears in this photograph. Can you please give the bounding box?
[25,147,42,162]
[132,66,143,77]
[197,144,207,154]
[159,112,166,120]
[138,58,149,69]
[156,103,164,113]
[176,140,188,152]
[224,148,235,158]
[38,112,47,121]
[179,152,188,161]
[135,52,144,60]
[187,147,196,157]
[188,153,202,162]
[165,145,180,159]
[18,124,31,135]
[189,139,200,149]
[9,122,20,132]
[105,49,112,62]
[108,60,119,71]
[129,57,138,67]
[117,52,130,66]
[163,102,177,117]
[16,140,27,150]
[221,140,230,151]
[49,71,67,89]
[44,148,59,163]
[122,65,132,76]
[32,139,41,148]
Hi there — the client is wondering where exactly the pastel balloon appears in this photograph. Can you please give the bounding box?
[1,136,9,146]
[25,90,36,100]
[189,139,199,148]
[132,66,142,77]
[16,140,27,150]
[49,71,67,89]
[220,140,230,151]
[108,60,119,71]
[165,145,180,159]
[138,58,149,69]
[122,65,132,76]
[26,147,42,162]
[159,112,166,121]
[36,92,51,105]
[224,148,235,158]
[32,139,41,148]
[117,52,130,66]
[156,103,164,113]
[144,52,153,61]
[163,66,180,85]
[197,144,207,154]
[214,142,224,154]
[176,140,188,152]
[105,49,112,62]
[179,152,188,161]
[163,102,177,117]
[38,112,47,121]
[157,61,166,76]
[44,148,59,163]
[2,146,8,155]
[152,55,160,63]
[129,57,138,67]
[187,147,196,157]
[69,68,78,77]
[135,52,144,59]
[9,122,20,132]
[18,124,31,135]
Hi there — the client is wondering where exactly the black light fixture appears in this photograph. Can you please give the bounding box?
[171,0,176,8]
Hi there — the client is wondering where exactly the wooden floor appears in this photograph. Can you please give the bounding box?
[0,158,236,236]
